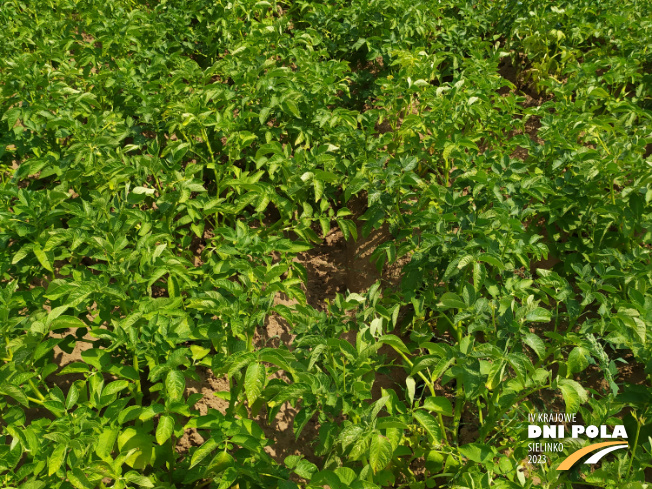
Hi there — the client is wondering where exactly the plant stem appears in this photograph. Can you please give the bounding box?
[477,398,484,425]
[437,412,448,445]
[201,126,224,227]
[452,380,464,445]
[437,313,460,342]
[394,349,434,396]
[625,415,641,480]
[480,384,550,441]
[133,354,143,405]
[391,347,449,445]
[28,378,46,401]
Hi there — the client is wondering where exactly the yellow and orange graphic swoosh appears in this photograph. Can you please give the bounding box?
[557,441,628,470]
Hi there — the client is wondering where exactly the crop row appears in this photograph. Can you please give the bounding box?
[1,1,651,488]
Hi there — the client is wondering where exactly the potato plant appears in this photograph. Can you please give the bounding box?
[1,0,651,488]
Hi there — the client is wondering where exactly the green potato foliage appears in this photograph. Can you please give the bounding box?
[1,0,651,488]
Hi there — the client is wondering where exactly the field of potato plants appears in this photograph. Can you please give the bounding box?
[1,0,651,488]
